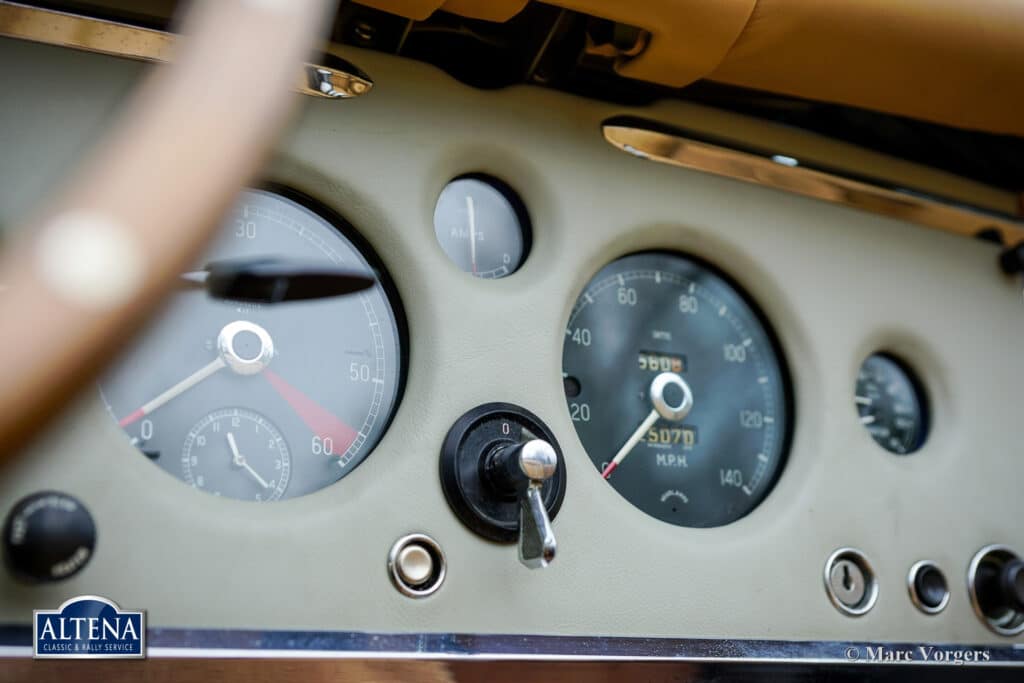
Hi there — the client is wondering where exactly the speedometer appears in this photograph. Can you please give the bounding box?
[100,188,405,502]
[562,252,791,527]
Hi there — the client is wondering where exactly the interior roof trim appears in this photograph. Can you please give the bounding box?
[604,119,1024,248]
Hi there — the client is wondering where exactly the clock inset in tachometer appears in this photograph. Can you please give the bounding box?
[562,252,791,527]
[100,188,405,502]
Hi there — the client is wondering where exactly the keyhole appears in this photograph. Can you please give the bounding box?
[842,563,854,591]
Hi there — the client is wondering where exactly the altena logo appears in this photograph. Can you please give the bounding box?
[33,595,145,659]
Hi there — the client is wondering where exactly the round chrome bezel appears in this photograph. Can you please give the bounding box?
[967,544,1024,636]
[824,547,879,617]
[387,533,446,599]
[907,560,949,615]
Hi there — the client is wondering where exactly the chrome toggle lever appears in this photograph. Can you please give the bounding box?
[484,439,559,569]
[439,403,566,571]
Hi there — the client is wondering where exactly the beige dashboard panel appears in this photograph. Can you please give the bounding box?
[0,38,1022,647]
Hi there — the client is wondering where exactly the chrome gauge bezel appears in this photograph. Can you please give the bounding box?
[561,249,795,529]
[854,351,930,456]
[432,173,532,279]
[99,182,410,500]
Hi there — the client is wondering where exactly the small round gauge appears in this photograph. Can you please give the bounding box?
[855,353,928,455]
[562,252,791,528]
[182,408,291,501]
[433,175,529,279]
[100,188,405,502]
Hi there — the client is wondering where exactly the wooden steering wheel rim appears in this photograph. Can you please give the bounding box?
[0,0,334,463]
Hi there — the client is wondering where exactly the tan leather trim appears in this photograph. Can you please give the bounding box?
[441,0,528,22]
[357,0,441,22]
[707,0,1024,136]
[560,0,758,87]
[361,0,1024,136]
[358,0,529,23]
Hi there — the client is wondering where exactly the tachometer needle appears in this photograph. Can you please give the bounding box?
[264,369,358,457]
[118,357,226,427]
[227,432,270,489]
[602,372,695,479]
[467,194,478,275]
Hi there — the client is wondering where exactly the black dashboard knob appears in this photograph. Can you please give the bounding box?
[440,403,566,569]
[2,491,96,583]
[1000,559,1024,612]
[913,564,949,610]
[975,553,1024,620]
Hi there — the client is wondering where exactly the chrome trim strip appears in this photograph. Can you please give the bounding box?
[0,2,372,99]
[603,120,1024,246]
[1,626,1023,665]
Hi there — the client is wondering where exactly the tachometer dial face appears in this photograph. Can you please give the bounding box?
[433,176,528,279]
[855,353,927,455]
[100,188,405,502]
[562,252,791,528]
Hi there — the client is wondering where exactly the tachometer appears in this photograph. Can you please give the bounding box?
[100,188,405,502]
[562,252,791,527]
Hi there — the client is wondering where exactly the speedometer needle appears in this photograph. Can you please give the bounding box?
[601,372,695,479]
[119,357,226,427]
[602,410,661,479]
[227,432,270,489]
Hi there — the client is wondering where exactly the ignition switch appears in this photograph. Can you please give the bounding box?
[439,403,566,569]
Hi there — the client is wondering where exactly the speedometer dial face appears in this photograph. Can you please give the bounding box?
[562,252,791,527]
[100,188,404,502]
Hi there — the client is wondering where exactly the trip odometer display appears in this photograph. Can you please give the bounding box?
[562,252,791,527]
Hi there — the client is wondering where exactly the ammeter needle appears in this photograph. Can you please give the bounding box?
[467,195,478,275]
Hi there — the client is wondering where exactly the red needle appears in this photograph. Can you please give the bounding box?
[264,369,358,454]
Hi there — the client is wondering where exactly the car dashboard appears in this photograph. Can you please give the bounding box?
[0,1,1023,677]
